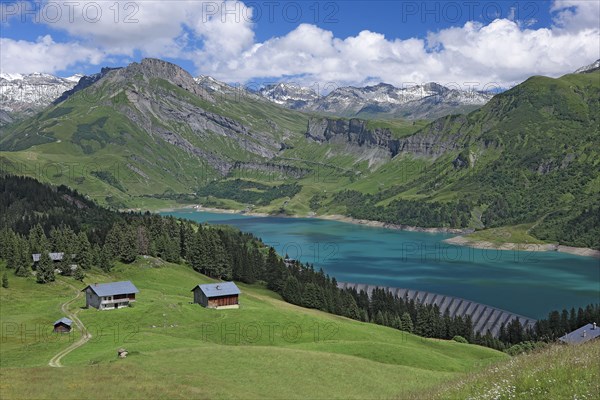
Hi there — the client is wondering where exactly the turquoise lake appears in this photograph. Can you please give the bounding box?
[165,210,600,319]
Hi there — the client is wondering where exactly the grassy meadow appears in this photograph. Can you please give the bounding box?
[430,340,600,400]
[0,259,507,399]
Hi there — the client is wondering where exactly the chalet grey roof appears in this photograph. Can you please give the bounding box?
[559,323,600,344]
[83,281,139,297]
[32,252,64,262]
[192,282,240,297]
[53,317,73,327]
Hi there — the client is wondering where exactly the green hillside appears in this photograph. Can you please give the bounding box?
[1,59,598,247]
[0,259,506,399]
[431,340,600,399]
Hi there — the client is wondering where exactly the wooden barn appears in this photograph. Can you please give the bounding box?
[81,281,139,310]
[53,317,73,333]
[191,282,240,309]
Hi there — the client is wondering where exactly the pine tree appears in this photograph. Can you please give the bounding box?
[301,283,324,310]
[120,225,138,263]
[4,231,17,269]
[415,306,430,337]
[76,232,93,269]
[391,314,402,330]
[282,275,302,305]
[265,247,286,292]
[28,224,49,254]
[13,235,30,277]
[99,246,113,272]
[374,310,385,325]
[187,230,205,272]
[0,228,15,260]
[341,290,361,320]
[400,312,414,333]
[104,225,122,260]
[36,252,55,283]
[2,272,8,288]
[92,244,101,266]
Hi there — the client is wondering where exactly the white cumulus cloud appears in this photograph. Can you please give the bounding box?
[0,0,598,87]
[0,35,103,74]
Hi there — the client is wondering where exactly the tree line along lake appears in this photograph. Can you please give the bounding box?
[164,210,600,319]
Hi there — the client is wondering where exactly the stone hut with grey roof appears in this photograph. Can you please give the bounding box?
[82,281,139,310]
[191,282,240,309]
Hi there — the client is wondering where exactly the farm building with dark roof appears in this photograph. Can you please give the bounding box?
[191,282,240,309]
[53,317,73,333]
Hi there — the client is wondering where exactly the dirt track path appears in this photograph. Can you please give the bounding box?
[48,283,92,367]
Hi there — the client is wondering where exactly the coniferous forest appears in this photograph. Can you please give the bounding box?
[1,174,598,354]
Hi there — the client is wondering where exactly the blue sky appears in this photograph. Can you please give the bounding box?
[1,1,598,88]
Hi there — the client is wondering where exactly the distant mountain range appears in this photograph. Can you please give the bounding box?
[257,81,493,120]
[0,70,495,126]
[3,59,598,128]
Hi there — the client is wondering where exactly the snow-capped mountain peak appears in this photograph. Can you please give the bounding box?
[258,83,319,108]
[575,59,600,74]
[0,72,80,120]
[65,74,84,83]
[255,80,493,119]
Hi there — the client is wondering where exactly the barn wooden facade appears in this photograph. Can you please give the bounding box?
[53,317,72,333]
[82,281,139,310]
[191,282,240,309]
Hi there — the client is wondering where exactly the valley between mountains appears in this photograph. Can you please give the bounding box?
[1,58,599,251]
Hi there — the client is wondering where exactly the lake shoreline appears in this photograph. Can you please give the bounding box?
[156,204,600,258]
[443,236,600,259]
[156,204,473,234]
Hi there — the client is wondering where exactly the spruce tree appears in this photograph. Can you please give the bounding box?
[76,232,93,269]
[401,312,414,333]
[120,226,138,263]
[265,247,286,292]
[0,229,14,260]
[36,253,55,283]
[92,244,101,266]
[5,231,17,269]
[104,225,122,260]
[2,272,8,288]
[341,291,361,320]
[374,310,385,325]
[28,224,49,254]
[282,275,302,305]
[187,230,204,272]
[99,246,113,272]
[391,314,402,330]
[301,283,324,310]
[14,236,31,277]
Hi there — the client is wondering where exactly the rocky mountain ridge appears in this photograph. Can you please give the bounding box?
[257,81,493,120]
[0,72,82,125]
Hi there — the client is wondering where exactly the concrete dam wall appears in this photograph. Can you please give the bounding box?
[337,282,537,337]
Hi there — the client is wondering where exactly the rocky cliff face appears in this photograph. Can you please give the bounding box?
[76,59,278,175]
[54,67,121,104]
[306,117,467,158]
